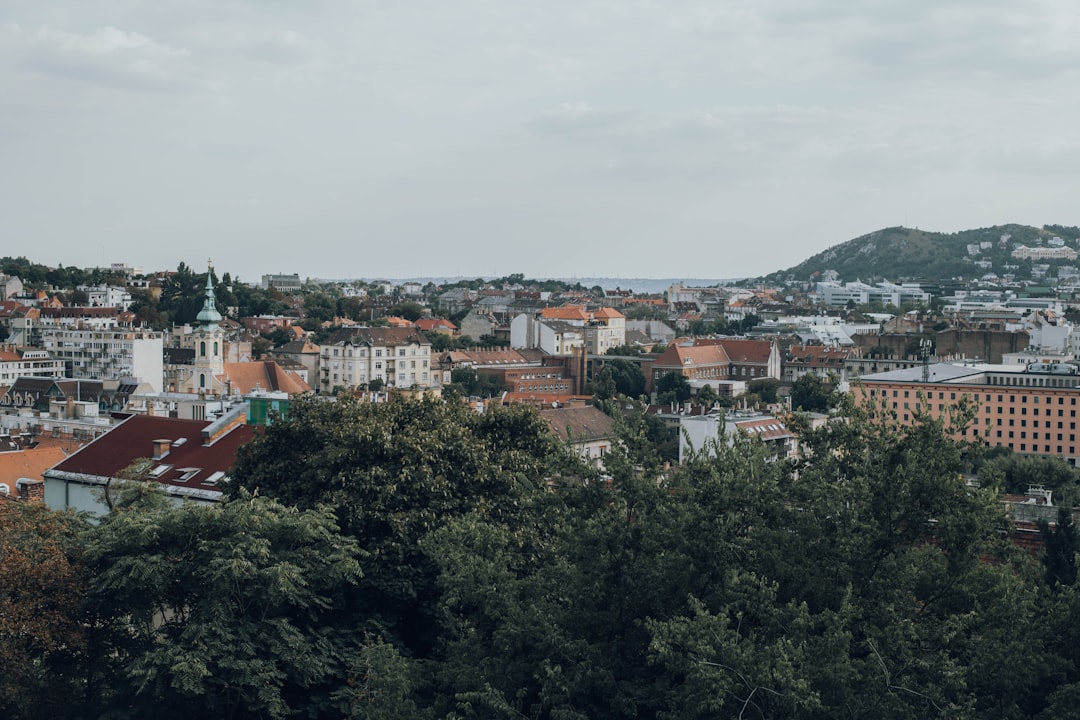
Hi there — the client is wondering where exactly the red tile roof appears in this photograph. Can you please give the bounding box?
[219,361,311,394]
[414,318,457,332]
[540,306,591,322]
[47,414,254,493]
[0,447,67,486]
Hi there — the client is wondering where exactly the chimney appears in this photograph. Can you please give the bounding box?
[15,478,44,503]
[152,439,172,459]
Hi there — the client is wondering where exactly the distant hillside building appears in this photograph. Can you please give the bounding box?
[260,273,303,293]
[815,281,931,308]
[1011,245,1078,261]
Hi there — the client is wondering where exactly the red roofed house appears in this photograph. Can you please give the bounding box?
[43,405,255,514]
[783,344,853,383]
[648,338,780,395]
[649,340,732,392]
[697,338,781,381]
[414,318,457,336]
[539,405,617,468]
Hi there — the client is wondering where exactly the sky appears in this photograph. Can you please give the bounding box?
[3,1,1079,283]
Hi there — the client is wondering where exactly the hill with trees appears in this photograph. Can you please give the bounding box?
[762,223,1080,284]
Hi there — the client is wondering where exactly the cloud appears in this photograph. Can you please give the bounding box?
[5,23,197,91]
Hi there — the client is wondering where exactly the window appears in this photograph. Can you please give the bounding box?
[200,341,206,357]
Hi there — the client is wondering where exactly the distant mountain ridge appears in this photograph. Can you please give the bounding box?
[763,223,1080,284]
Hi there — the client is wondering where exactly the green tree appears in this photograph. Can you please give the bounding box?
[600,359,646,398]
[656,371,692,404]
[593,366,617,400]
[748,378,779,404]
[227,395,568,656]
[388,302,426,322]
[695,383,717,408]
[303,292,337,324]
[789,372,833,412]
[82,490,363,720]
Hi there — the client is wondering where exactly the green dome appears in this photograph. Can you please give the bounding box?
[197,271,222,328]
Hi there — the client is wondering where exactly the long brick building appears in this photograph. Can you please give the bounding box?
[856,361,1080,463]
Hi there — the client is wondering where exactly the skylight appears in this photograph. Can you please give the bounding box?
[203,471,226,486]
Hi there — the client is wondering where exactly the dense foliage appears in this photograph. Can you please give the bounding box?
[763,223,1071,283]
[5,396,1080,718]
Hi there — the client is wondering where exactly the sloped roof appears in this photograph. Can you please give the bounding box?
[455,349,532,366]
[219,361,311,395]
[652,342,729,369]
[0,446,68,486]
[324,327,431,347]
[415,318,457,332]
[540,306,590,322]
[540,405,616,443]
[695,338,774,364]
[46,414,254,491]
[785,345,852,366]
[733,417,794,442]
[273,339,321,355]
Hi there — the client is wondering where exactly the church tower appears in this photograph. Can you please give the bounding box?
[191,262,225,395]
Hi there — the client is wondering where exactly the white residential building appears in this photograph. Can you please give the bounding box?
[319,327,432,392]
[815,281,931,308]
[39,327,164,392]
[1011,245,1078,261]
[0,347,65,384]
[79,285,133,309]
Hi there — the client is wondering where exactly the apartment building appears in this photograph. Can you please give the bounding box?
[39,327,164,392]
[856,362,1080,463]
[319,327,432,392]
[0,346,65,384]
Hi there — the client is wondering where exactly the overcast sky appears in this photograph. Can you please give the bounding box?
[2,1,1078,282]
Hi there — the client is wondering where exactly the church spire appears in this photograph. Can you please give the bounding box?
[196,260,223,329]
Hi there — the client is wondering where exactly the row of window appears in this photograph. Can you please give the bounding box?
[872,387,1080,406]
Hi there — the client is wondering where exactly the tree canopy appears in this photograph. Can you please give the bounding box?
[6,393,1080,719]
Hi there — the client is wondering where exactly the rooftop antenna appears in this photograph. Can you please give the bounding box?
[921,337,932,382]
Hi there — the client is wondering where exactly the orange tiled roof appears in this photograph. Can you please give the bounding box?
[0,446,68,486]
[653,342,729,368]
[540,306,591,322]
[415,318,457,332]
[219,361,311,395]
